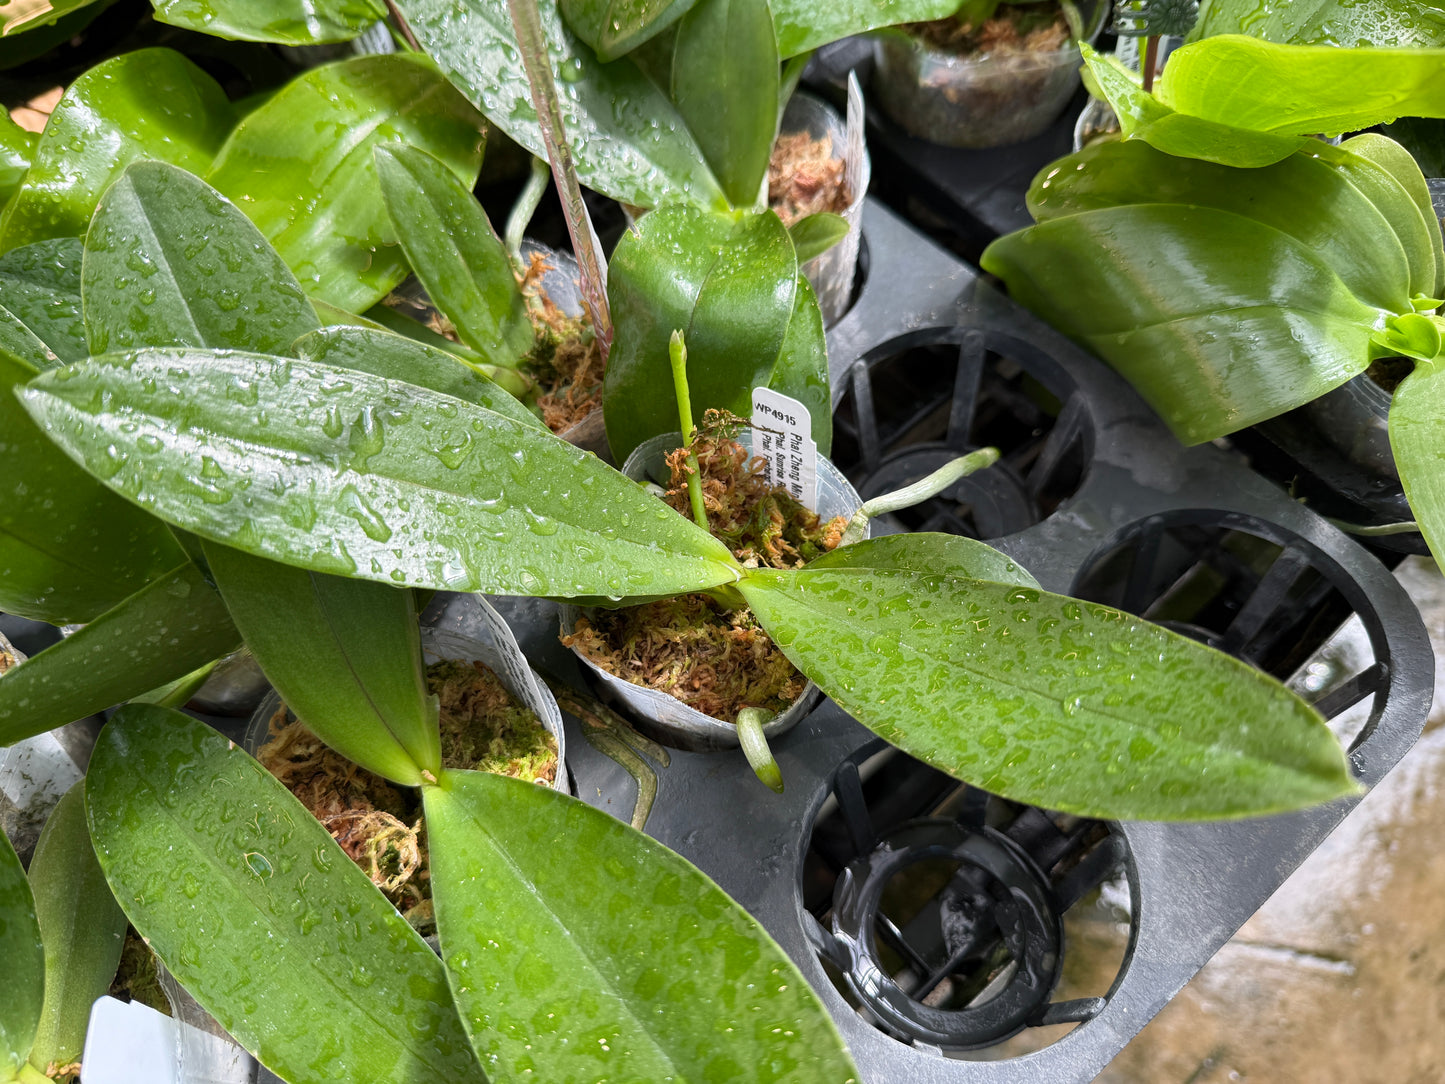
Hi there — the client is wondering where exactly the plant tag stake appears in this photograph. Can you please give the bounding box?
[752,387,818,508]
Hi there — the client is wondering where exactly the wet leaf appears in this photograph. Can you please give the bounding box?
[0,49,234,250]
[20,349,742,597]
[1390,359,1445,567]
[374,144,533,369]
[203,541,439,785]
[393,0,725,209]
[83,162,321,356]
[424,769,861,1082]
[672,0,778,208]
[1,109,33,203]
[206,54,486,313]
[1192,0,1445,49]
[0,562,239,747]
[815,531,1039,587]
[559,0,698,60]
[738,537,1359,819]
[26,783,126,1072]
[787,212,848,263]
[0,238,85,368]
[151,0,387,44]
[85,705,486,1084]
[769,0,958,57]
[0,813,43,1079]
[767,272,831,456]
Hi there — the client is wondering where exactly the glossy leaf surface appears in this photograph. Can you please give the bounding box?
[83,162,321,356]
[0,238,85,367]
[0,825,42,1078]
[788,212,848,263]
[738,538,1357,819]
[672,0,779,208]
[1192,0,1445,48]
[769,0,958,57]
[21,350,741,596]
[151,0,386,44]
[85,706,485,1084]
[559,0,697,59]
[1342,132,1445,297]
[767,272,832,456]
[0,562,239,747]
[374,144,533,369]
[393,0,724,209]
[425,769,861,1082]
[0,49,234,250]
[815,531,1039,588]
[207,54,486,312]
[1,110,34,204]
[26,783,126,1071]
[1391,359,1445,568]
[204,541,439,784]
[0,349,187,624]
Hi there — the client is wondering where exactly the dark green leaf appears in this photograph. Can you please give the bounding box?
[767,272,832,455]
[0,0,119,70]
[151,0,386,44]
[0,0,107,35]
[1,109,33,202]
[787,211,849,263]
[0,348,187,624]
[203,541,439,784]
[21,349,742,596]
[769,0,958,57]
[1192,0,1445,48]
[603,205,800,460]
[206,54,487,313]
[0,49,234,250]
[559,0,699,60]
[0,238,86,368]
[85,705,485,1084]
[812,531,1039,588]
[0,562,239,747]
[737,545,1358,819]
[393,0,725,209]
[84,162,321,356]
[26,783,126,1072]
[0,820,43,1079]
[671,0,779,208]
[424,769,861,1081]
[1391,358,1445,567]
[373,144,533,368]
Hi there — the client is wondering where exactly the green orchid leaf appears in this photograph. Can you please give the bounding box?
[0,238,85,368]
[982,204,1386,444]
[392,0,725,209]
[1,0,106,35]
[21,349,741,596]
[203,540,439,784]
[294,325,543,429]
[1,109,34,203]
[131,658,221,708]
[373,144,533,369]
[84,161,321,356]
[0,822,43,1080]
[0,0,119,69]
[151,0,387,44]
[813,531,1040,588]
[85,705,485,1084]
[1390,359,1445,567]
[767,272,832,456]
[207,54,487,313]
[737,542,1358,819]
[26,783,126,1073]
[769,0,958,58]
[787,211,849,263]
[359,301,500,373]
[1372,312,1445,361]
[559,0,699,60]
[424,769,861,1082]
[671,0,779,208]
[0,561,239,747]
[1192,0,1445,48]
[0,348,187,624]
[1341,132,1445,297]
[1384,115,1445,176]
[0,49,234,250]
[1026,139,1414,314]
[604,205,812,461]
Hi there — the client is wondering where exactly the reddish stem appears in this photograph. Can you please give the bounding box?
[1142,35,1160,93]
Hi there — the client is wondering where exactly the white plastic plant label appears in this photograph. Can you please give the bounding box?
[81,996,253,1084]
[751,387,818,509]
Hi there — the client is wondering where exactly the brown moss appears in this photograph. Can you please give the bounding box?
[430,658,559,785]
[519,250,605,433]
[108,928,170,1016]
[908,2,1069,56]
[768,131,850,227]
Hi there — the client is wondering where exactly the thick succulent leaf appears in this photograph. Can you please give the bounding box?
[0,49,234,250]
[0,561,239,747]
[603,205,801,460]
[1342,132,1445,297]
[203,541,439,785]
[671,0,779,209]
[1026,140,1414,314]
[373,144,533,369]
[294,325,543,429]
[1,110,34,202]
[26,783,126,1072]
[85,705,485,1084]
[737,547,1358,819]
[767,272,832,456]
[1,0,107,35]
[1391,359,1445,568]
[21,349,741,596]
[813,531,1040,588]
[151,0,386,44]
[206,54,487,313]
[0,824,43,1078]
[787,212,849,263]
[559,0,698,60]
[0,238,85,368]
[769,0,958,57]
[393,0,725,209]
[1192,0,1445,48]
[424,769,861,1082]
[981,205,1384,443]
[0,349,187,624]
[1384,115,1445,176]
[84,161,321,356]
